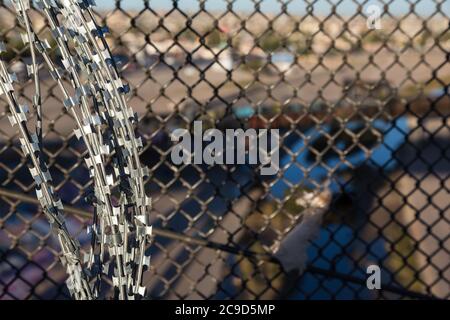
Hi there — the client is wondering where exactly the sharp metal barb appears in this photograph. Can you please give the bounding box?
[2,0,152,300]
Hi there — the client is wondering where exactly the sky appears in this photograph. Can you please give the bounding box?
[99,0,450,17]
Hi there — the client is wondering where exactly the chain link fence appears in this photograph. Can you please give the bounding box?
[0,0,449,299]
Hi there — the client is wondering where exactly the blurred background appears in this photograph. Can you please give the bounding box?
[0,0,449,299]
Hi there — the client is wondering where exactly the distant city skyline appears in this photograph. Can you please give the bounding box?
[100,0,450,16]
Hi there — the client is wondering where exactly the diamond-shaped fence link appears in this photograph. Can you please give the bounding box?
[0,0,449,300]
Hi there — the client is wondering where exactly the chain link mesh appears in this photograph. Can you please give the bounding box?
[0,0,449,300]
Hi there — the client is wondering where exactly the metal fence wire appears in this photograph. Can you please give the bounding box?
[0,0,449,300]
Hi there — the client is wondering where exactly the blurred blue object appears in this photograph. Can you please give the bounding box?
[271,116,409,198]
[233,106,255,119]
[271,51,295,64]
[290,224,389,299]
